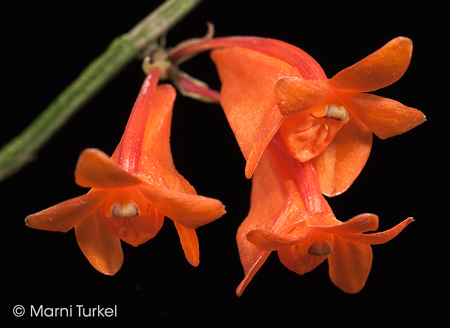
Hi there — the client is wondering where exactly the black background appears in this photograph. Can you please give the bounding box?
[1,1,446,326]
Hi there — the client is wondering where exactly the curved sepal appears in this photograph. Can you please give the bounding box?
[331,37,413,92]
[246,224,308,251]
[137,184,225,230]
[337,218,414,245]
[312,213,379,233]
[340,92,426,139]
[25,189,110,232]
[75,148,142,188]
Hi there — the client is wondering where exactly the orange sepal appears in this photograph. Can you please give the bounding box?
[311,113,373,196]
[246,222,308,251]
[75,148,142,188]
[331,37,413,92]
[211,47,298,177]
[313,213,379,234]
[137,184,225,230]
[274,77,330,116]
[328,237,373,293]
[340,92,426,139]
[174,222,200,267]
[75,210,123,276]
[25,189,110,232]
[337,217,414,245]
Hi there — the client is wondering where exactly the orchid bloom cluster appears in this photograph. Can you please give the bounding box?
[26,31,425,295]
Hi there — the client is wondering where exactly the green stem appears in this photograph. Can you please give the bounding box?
[0,0,202,182]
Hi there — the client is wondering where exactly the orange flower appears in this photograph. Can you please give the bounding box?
[236,134,413,295]
[25,69,226,275]
[170,36,425,195]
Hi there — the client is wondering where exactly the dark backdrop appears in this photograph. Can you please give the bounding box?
[1,1,445,326]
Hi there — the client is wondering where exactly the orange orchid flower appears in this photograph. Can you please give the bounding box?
[236,134,413,295]
[170,36,425,195]
[25,68,226,275]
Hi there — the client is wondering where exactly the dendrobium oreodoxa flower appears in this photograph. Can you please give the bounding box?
[169,36,425,195]
[235,134,413,295]
[25,68,226,275]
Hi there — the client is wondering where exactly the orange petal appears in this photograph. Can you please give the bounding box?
[173,222,200,267]
[338,217,414,245]
[75,211,123,275]
[313,213,379,233]
[25,189,110,232]
[75,148,142,188]
[328,237,373,293]
[136,184,225,229]
[246,224,308,251]
[279,110,345,162]
[340,92,426,139]
[211,47,298,177]
[274,77,330,116]
[311,113,373,196]
[277,245,327,275]
[101,207,164,247]
[331,37,413,92]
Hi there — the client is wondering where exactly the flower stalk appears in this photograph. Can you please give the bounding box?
[0,0,202,183]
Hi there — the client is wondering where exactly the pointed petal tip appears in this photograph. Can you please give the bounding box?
[236,279,247,297]
[321,188,347,198]
[395,36,412,46]
[244,164,254,179]
[139,184,226,229]
[188,257,200,267]
[331,36,413,92]
[101,267,121,276]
